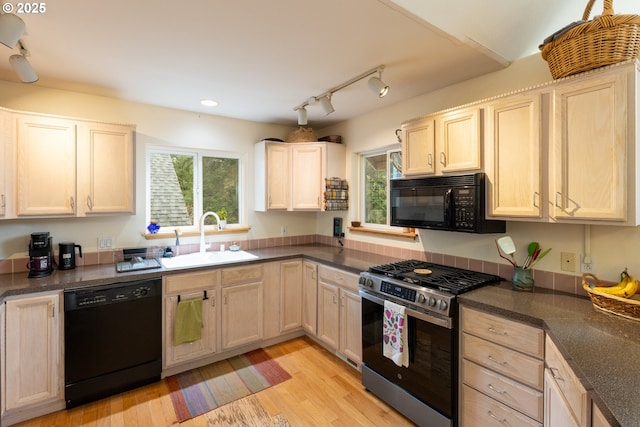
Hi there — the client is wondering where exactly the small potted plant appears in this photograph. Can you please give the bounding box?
[216,208,228,229]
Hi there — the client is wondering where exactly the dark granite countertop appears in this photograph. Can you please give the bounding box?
[0,244,396,300]
[460,282,637,427]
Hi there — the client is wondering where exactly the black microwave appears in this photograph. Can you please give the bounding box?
[390,172,505,233]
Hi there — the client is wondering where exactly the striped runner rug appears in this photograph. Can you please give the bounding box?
[166,348,291,422]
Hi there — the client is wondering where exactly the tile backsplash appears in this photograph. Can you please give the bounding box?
[1,234,594,297]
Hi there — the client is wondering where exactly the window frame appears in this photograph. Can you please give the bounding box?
[145,146,246,233]
[359,144,401,230]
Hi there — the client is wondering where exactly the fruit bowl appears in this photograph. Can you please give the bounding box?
[582,273,640,322]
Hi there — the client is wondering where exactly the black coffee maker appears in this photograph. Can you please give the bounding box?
[28,232,54,278]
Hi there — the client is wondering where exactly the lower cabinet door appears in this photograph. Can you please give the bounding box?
[164,289,217,368]
[4,293,61,411]
[221,282,264,349]
[544,369,580,427]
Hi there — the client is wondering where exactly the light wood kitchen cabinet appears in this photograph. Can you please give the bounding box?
[290,144,324,210]
[16,115,77,216]
[545,369,580,427]
[401,106,482,176]
[485,91,544,219]
[544,335,588,426]
[77,122,134,214]
[301,261,318,335]
[221,264,264,350]
[254,140,345,211]
[279,260,302,333]
[254,140,289,210]
[549,67,627,222]
[0,109,12,218]
[592,401,614,427]
[14,112,135,217]
[317,264,361,366]
[2,292,63,424]
[460,306,544,426]
[163,271,219,369]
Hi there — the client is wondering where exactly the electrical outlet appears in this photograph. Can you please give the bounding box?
[98,237,114,250]
[561,252,576,272]
[580,254,596,274]
[280,226,287,236]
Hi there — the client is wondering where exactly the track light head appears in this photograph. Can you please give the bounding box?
[9,52,38,83]
[297,106,308,125]
[319,95,334,115]
[368,75,389,98]
[0,13,26,48]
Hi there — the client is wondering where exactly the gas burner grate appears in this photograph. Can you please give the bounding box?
[369,259,501,295]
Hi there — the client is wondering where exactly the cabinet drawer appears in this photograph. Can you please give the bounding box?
[461,385,542,427]
[462,359,543,422]
[461,306,544,358]
[545,335,588,425]
[318,265,359,291]
[462,332,544,390]
[165,270,219,294]
[221,264,263,285]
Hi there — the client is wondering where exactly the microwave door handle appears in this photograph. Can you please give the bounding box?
[444,188,454,228]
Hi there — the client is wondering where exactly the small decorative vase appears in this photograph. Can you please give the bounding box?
[219,220,227,229]
[512,267,534,292]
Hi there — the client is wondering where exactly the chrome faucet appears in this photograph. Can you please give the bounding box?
[200,211,221,253]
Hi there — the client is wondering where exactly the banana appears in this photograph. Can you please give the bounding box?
[593,269,629,294]
[593,269,639,298]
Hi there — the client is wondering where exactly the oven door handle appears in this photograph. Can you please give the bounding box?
[359,290,453,330]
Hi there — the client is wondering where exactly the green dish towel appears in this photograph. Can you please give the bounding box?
[173,298,203,345]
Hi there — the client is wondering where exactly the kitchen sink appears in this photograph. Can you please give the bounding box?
[160,250,258,269]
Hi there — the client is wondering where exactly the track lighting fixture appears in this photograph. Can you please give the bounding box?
[9,40,38,83]
[293,65,389,123]
[0,12,25,48]
[318,95,334,115]
[368,69,389,98]
[296,106,307,125]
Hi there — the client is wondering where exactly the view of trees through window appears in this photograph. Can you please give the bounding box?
[148,150,240,229]
[363,149,401,226]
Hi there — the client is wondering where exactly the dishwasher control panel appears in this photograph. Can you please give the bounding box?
[64,279,161,311]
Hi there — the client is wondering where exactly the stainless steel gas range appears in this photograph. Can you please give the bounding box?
[359,260,501,427]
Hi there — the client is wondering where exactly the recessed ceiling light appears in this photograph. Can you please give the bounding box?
[200,99,218,107]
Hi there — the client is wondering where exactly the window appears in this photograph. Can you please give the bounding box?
[146,147,243,231]
[361,147,401,227]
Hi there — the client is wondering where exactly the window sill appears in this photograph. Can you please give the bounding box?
[143,226,252,240]
[347,226,417,240]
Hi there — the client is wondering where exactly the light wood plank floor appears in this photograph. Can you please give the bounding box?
[16,336,416,426]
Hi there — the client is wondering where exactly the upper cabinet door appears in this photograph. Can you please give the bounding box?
[436,107,482,174]
[16,115,77,216]
[266,142,289,210]
[550,70,627,221]
[77,122,134,214]
[291,144,324,210]
[402,118,436,176]
[485,92,543,219]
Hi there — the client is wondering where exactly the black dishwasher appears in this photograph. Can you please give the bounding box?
[64,278,162,408]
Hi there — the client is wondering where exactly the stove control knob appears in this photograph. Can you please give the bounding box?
[437,300,448,311]
[417,294,426,304]
[366,278,375,288]
[428,296,436,307]
[358,276,365,285]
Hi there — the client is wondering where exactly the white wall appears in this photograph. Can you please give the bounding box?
[2,53,639,281]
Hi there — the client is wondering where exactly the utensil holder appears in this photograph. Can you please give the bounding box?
[512,267,534,292]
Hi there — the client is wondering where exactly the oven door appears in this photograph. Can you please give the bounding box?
[361,290,455,419]
[390,180,453,230]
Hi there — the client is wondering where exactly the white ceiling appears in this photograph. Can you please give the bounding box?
[0,0,638,127]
